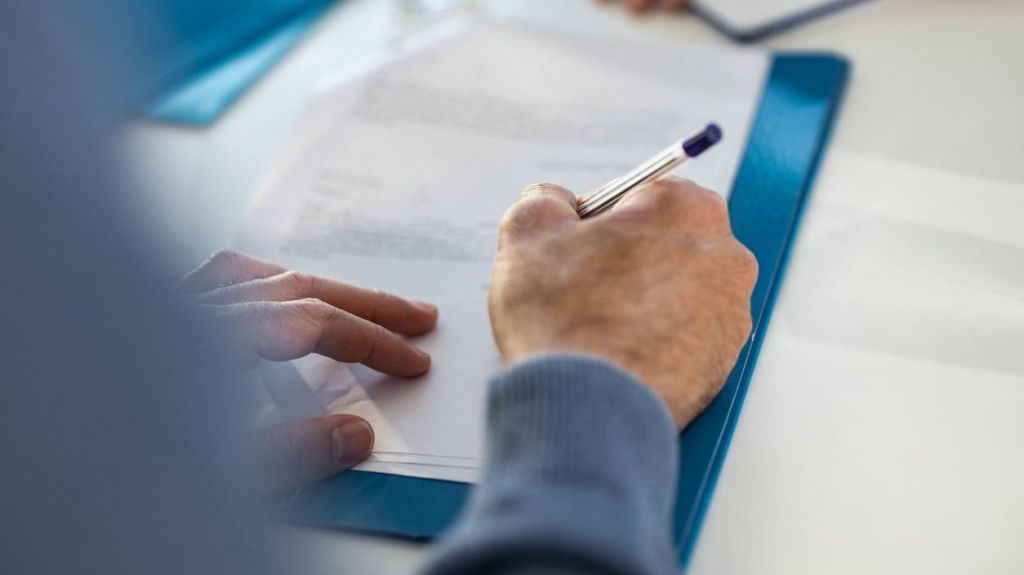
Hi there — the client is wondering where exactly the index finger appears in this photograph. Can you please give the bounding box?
[180,250,286,293]
[610,177,732,236]
[216,299,431,377]
[198,271,438,337]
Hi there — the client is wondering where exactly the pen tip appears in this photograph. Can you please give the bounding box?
[683,123,723,157]
[705,123,723,144]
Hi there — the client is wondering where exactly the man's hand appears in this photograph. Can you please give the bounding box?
[182,250,437,376]
[182,250,438,490]
[247,414,375,492]
[489,179,757,429]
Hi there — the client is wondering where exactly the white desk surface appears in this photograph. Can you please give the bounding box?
[128,1,1024,573]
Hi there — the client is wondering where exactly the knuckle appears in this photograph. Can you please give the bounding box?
[503,196,560,230]
[521,182,567,198]
[521,195,564,219]
[695,186,729,219]
[367,321,390,344]
[208,249,245,269]
[729,285,755,343]
[644,179,684,210]
[358,323,389,363]
[293,299,338,356]
[365,288,388,322]
[734,243,759,286]
[637,179,723,218]
[279,269,314,294]
[296,297,334,322]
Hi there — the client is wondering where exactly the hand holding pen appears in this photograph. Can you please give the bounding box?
[492,173,757,429]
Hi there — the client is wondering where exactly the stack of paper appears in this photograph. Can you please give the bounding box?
[238,19,768,482]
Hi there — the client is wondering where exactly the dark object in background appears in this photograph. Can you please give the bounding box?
[691,0,874,42]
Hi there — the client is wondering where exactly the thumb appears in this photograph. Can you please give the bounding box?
[250,414,374,492]
[500,183,580,245]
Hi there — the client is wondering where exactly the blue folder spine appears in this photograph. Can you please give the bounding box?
[673,53,851,567]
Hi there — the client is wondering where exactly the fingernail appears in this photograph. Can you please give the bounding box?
[411,346,432,372]
[411,300,437,314]
[331,419,374,467]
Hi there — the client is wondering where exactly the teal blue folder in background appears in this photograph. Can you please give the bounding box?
[273,52,850,568]
[137,0,335,125]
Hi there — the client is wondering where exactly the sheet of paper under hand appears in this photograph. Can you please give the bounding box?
[237,19,768,482]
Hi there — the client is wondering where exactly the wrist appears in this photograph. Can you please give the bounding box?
[501,341,704,431]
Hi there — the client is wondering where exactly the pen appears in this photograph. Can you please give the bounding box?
[576,123,722,219]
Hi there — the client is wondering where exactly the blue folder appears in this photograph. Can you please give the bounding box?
[274,52,850,568]
[133,0,335,126]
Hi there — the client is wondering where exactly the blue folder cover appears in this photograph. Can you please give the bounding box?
[139,0,334,126]
[274,52,850,568]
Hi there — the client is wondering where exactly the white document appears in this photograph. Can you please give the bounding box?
[237,20,768,482]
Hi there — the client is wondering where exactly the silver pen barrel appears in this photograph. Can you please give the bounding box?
[575,124,722,219]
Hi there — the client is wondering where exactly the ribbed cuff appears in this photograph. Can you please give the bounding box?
[422,353,680,575]
[486,353,678,502]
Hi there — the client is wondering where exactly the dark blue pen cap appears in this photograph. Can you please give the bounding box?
[682,123,723,157]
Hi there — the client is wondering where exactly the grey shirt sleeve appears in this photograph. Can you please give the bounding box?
[420,354,681,575]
